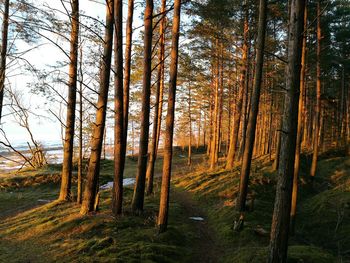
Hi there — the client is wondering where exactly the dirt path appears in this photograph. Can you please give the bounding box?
[173,188,224,263]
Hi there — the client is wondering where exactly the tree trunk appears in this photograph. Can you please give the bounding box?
[188,85,192,166]
[77,45,83,205]
[226,4,249,169]
[146,0,166,195]
[235,0,267,227]
[132,0,154,214]
[209,39,220,170]
[290,2,307,235]
[310,0,322,179]
[0,0,9,122]
[197,105,201,149]
[268,0,306,261]
[80,0,114,215]
[157,0,181,233]
[112,0,124,216]
[59,0,79,201]
[122,0,134,167]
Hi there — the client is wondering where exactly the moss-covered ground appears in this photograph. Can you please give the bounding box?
[173,152,350,262]
[0,149,349,262]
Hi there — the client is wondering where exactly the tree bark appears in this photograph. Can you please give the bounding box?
[59,0,79,201]
[146,0,166,195]
[310,0,322,179]
[226,3,249,170]
[0,0,9,122]
[122,0,134,167]
[112,0,124,216]
[132,0,154,214]
[209,39,220,170]
[80,0,114,215]
[157,0,181,233]
[290,2,307,234]
[188,85,192,166]
[268,0,306,261]
[235,0,267,224]
[77,45,83,204]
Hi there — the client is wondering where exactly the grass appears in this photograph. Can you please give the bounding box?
[0,152,206,263]
[173,152,350,262]
[0,182,198,262]
[1,149,349,262]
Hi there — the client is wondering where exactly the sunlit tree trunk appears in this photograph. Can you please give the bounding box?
[197,105,201,149]
[59,0,79,201]
[273,117,282,171]
[77,45,83,204]
[310,0,322,179]
[146,0,166,195]
[157,0,181,233]
[123,0,134,149]
[290,2,307,235]
[112,0,124,216]
[235,0,267,229]
[132,0,153,213]
[268,0,306,261]
[80,0,114,215]
[188,85,192,166]
[218,44,224,155]
[210,39,219,170]
[0,0,9,122]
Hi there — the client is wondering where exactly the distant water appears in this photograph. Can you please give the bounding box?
[0,140,64,173]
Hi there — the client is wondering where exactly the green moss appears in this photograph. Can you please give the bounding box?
[288,246,336,263]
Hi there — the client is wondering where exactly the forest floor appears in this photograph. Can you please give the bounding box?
[0,149,349,262]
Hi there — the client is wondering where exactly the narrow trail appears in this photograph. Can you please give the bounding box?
[173,188,225,263]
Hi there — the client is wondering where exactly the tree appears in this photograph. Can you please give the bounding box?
[290,1,308,234]
[0,0,9,122]
[146,0,167,195]
[80,0,114,215]
[310,0,322,179]
[235,0,267,230]
[122,0,134,181]
[226,1,249,170]
[112,0,124,216]
[77,45,84,204]
[132,0,154,214]
[59,0,80,202]
[157,0,181,233]
[268,0,306,261]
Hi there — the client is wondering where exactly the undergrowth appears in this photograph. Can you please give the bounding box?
[173,153,350,262]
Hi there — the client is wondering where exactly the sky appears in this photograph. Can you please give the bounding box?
[0,0,144,146]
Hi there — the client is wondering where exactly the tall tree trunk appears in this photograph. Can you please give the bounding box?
[346,86,350,155]
[273,116,282,170]
[112,0,124,216]
[235,0,267,228]
[290,2,307,235]
[146,0,166,195]
[226,3,249,169]
[239,58,250,160]
[268,0,306,261]
[77,45,83,205]
[218,44,224,155]
[59,0,79,201]
[0,0,9,122]
[209,39,220,170]
[80,0,114,215]
[310,0,322,179]
[188,85,192,166]
[132,0,154,213]
[157,0,181,233]
[197,106,201,149]
[122,0,134,167]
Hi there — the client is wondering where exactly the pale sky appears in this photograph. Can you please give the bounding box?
[0,0,143,146]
